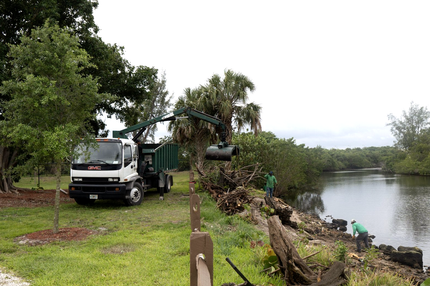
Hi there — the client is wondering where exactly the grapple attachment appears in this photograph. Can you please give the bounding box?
[205,144,239,161]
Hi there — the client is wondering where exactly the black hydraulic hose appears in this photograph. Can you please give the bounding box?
[225,257,254,286]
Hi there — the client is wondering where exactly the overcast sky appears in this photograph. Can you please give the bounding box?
[93,1,430,149]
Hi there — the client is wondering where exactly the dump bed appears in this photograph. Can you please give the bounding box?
[140,143,178,172]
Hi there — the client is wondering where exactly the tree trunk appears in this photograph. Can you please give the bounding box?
[0,145,19,193]
[268,215,316,285]
[53,161,62,234]
[268,216,347,285]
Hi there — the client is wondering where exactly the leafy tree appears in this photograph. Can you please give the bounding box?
[387,102,430,151]
[0,0,99,192]
[232,131,271,170]
[0,1,157,192]
[393,130,430,175]
[121,71,172,143]
[202,69,262,143]
[0,22,108,233]
[232,132,324,195]
[86,39,158,132]
[0,0,99,84]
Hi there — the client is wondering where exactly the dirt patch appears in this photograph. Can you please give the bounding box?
[15,228,95,246]
[0,189,74,208]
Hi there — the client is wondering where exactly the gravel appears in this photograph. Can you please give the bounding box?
[0,268,30,286]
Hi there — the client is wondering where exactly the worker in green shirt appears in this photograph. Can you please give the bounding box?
[351,219,369,252]
[264,171,277,198]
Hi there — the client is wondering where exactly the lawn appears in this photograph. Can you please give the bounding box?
[0,171,284,286]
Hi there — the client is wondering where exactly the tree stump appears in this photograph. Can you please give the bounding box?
[268,216,316,285]
[268,216,347,285]
[265,197,295,227]
[309,261,346,286]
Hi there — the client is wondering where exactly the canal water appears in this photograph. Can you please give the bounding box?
[290,168,430,266]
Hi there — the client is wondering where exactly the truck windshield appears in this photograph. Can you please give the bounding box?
[73,142,122,164]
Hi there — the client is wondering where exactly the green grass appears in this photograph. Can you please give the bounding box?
[1,171,284,286]
[15,175,71,190]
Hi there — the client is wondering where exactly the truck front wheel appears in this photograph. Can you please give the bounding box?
[124,182,143,206]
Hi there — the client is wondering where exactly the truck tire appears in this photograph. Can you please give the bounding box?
[74,198,95,206]
[124,182,143,206]
[164,175,171,193]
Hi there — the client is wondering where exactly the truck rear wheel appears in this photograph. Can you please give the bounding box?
[124,182,143,206]
[164,175,171,193]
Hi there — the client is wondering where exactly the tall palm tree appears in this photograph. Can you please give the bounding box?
[202,69,262,143]
[168,87,214,170]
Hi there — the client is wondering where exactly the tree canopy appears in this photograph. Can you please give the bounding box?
[0,22,108,232]
[169,70,262,170]
[387,102,430,151]
[0,1,158,192]
[202,69,262,142]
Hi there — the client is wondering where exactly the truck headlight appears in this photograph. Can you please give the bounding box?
[108,178,119,182]
[74,178,83,182]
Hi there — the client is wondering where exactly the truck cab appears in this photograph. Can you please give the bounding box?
[69,138,142,205]
[69,138,177,206]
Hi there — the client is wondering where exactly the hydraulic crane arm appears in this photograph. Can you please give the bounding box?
[112,107,238,161]
[112,107,227,140]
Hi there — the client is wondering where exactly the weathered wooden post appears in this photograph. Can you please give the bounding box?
[190,232,213,286]
[189,170,213,286]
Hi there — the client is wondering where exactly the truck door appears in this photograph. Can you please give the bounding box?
[123,144,138,178]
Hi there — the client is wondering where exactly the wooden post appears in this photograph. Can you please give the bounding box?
[189,171,195,195]
[190,194,201,232]
[189,169,213,286]
[190,232,213,286]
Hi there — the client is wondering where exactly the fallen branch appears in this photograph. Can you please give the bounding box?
[302,250,322,260]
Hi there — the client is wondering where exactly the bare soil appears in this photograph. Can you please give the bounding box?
[0,189,74,208]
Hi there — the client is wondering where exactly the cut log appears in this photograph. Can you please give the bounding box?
[309,261,346,286]
[268,215,316,285]
[265,197,295,227]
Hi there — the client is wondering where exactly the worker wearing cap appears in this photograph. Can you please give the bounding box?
[351,219,369,252]
[264,171,277,198]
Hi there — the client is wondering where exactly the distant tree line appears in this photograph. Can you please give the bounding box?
[229,131,397,194]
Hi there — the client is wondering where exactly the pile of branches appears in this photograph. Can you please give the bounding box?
[216,187,253,215]
[197,163,263,215]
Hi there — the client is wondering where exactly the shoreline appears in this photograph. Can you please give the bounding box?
[250,197,430,284]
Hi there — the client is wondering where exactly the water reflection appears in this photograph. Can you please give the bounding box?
[290,192,325,215]
[293,168,430,266]
[393,176,430,245]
